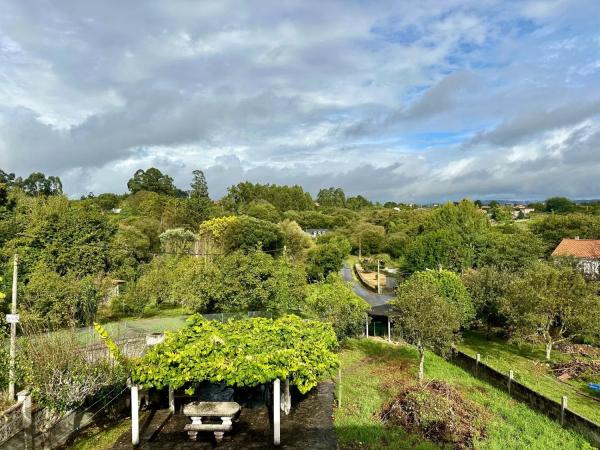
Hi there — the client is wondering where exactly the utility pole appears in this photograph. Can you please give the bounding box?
[358,236,362,260]
[8,254,18,400]
[376,259,381,294]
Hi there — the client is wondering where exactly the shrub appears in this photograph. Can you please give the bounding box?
[380,381,488,449]
[19,328,126,416]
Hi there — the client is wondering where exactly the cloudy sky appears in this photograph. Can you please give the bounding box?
[1,0,599,202]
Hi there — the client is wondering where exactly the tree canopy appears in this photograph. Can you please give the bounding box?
[131,315,339,394]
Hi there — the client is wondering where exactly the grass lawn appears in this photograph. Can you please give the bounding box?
[458,331,600,425]
[335,338,594,450]
[66,416,135,450]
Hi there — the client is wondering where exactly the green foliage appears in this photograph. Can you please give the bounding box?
[501,262,600,358]
[132,315,338,394]
[279,219,313,261]
[23,267,104,328]
[406,269,474,326]
[223,182,314,212]
[545,196,576,213]
[190,169,209,199]
[304,275,370,340]
[20,329,126,413]
[127,168,182,196]
[307,235,351,280]
[346,195,372,210]
[222,215,283,253]
[317,187,346,208]
[475,227,544,271]
[21,172,63,196]
[159,228,198,254]
[462,267,513,333]
[530,213,600,254]
[243,200,281,223]
[391,273,465,379]
[350,222,385,255]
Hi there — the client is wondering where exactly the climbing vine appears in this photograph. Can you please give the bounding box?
[131,315,338,394]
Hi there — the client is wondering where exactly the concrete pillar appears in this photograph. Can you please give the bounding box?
[561,396,568,426]
[476,353,480,374]
[168,385,175,413]
[281,378,291,415]
[365,316,369,337]
[18,390,32,450]
[387,318,391,342]
[131,384,140,446]
[273,379,281,446]
[508,370,514,395]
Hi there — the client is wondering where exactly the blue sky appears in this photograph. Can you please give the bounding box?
[1,0,599,202]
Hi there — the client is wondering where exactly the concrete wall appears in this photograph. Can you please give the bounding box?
[451,350,600,447]
[0,394,128,450]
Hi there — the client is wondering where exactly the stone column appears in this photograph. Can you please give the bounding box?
[273,379,281,446]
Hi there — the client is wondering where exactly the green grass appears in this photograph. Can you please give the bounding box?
[66,417,131,450]
[335,338,595,450]
[458,331,600,425]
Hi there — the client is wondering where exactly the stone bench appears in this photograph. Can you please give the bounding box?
[183,401,241,442]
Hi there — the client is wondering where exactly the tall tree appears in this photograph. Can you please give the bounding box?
[391,273,464,381]
[501,262,600,359]
[190,169,209,199]
[317,187,346,208]
[127,168,181,196]
[21,172,63,196]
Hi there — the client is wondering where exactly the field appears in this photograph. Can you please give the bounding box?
[458,331,600,424]
[335,338,594,450]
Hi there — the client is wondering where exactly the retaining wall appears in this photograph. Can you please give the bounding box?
[451,350,600,447]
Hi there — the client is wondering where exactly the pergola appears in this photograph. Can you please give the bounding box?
[129,314,338,446]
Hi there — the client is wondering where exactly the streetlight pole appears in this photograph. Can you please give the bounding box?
[8,254,18,400]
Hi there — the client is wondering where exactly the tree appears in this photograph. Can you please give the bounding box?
[222,215,283,253]
[304,274,370,340]
[243,200,281,223]
[545,196,576,214]
[279,219,313,261]
[501,262,600,359]
[223,182,314,212]
[159,228,198,254]
[127,168,181,196]
[346,195,372,210]
[462,267,513,337]
[190,169,209,199]
[317,187,346,208]
[391,274,464,381]
[307,236,351,280]
[21,172,62,196]
[351,222,385,256]
[475,227,544,271]
[530,213,600,254]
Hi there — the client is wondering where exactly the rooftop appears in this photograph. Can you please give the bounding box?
[551,238,600,259]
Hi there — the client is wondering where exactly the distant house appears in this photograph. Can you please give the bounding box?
[551,238,600,279]
[304,228,329,238]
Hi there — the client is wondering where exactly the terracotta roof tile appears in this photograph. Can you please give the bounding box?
[551,239,600,259]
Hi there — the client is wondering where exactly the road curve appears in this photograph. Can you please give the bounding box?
[341,263,394,307]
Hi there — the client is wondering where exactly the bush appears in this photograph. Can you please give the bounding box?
[19,328,126,416]
[304,275,370,340]
[380,381,488,449]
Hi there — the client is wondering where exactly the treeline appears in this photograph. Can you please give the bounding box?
[1,165,600,338]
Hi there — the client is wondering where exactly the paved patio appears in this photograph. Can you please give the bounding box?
[110,382,337,449]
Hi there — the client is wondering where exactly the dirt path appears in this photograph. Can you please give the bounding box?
[110,381,337,450]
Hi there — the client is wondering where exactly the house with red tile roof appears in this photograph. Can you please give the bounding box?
[551,237,600,280]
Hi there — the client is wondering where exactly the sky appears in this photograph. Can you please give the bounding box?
[1,0,599,202]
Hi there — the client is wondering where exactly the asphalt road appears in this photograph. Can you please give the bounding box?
[341,264,394,307]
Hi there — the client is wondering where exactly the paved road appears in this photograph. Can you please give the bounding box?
[341,264,394,307]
